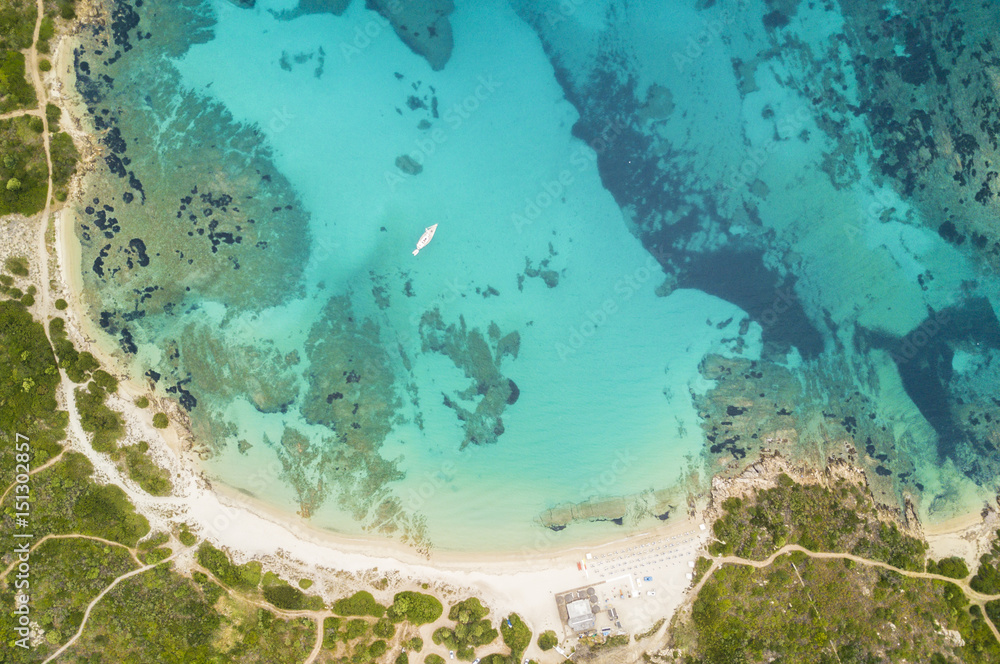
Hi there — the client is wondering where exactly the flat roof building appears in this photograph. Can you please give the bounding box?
[566,598,595,632]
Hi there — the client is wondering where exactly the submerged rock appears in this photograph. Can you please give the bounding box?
[370,0,455,71]
[395,154,423,175]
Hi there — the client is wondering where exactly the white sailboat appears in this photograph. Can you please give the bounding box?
[412,224,438,256]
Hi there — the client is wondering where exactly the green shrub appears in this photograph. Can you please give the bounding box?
[118,441,173,496]
[425,655,445,664]
[72,483,150,545]
[196,542,261,592]
[50,131,79,190]
[54,298,67,310]
[138,532,170,550]
[390,590,443,624]
[91,368,118,393]
[29,116,44,133]
[298,578,313,589]
[263,584,307,610]
[4,256,28,276]
[500,613,531,660]
[395,652,409,664]
[538,630,557,650]
[135,395,149,408]
[140,547,172,564]
[38,16,54,41]
[20,293,33,306]
[152,412,169,428]
[927,557,970,579]
[77,381,124,452]
[449,597,490,624]
[179,525,197,547]
[971,561,1000,594]
[332,590,386,617]
[59,1,76,19]
[39,59,52,72]
[373,617,396,638]
[0,52,37,112]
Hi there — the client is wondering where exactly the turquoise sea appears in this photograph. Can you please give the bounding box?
[70,0,1000,552]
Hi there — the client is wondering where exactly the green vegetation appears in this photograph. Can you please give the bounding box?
[153,411,169,428]
[927,556,970,579]
[499,613,531,661]
[537,629,558,650]
[692,555,712,584]
[135,395,150,408]
[38,57,51,72]
[91,367,118,393]
[709,474,926,571]
[54,297,67,309]
[0,537,137,657]
[4,255,27,276]
[67,565,316,663]
[196,542,262,593]
[1,450,139,548]
[0,52,35,112]
[0,117,46,213]
[388,590,443,624]
[333,590,386,618]
[115,440,173,496]
[50,130,79,200]
[0,299,65,488]
[262,582,323,611]
[971,530,1000,594]
[635,618,666,641]
[178,524,198,547]
[36,14,53,53]
[672,553,1000,664]
[433,596,498,659]
[50,316,99,382]
[425,655,445,664]
[76,380,125,452]
[299,578,313,589]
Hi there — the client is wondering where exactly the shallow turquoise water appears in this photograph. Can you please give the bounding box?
[72,0,1000,551]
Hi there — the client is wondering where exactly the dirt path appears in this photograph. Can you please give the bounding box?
[27,0,56,322]
[0,449,65,506]
[0,109,42,121]
[0,533,143,582]
[690,544,1000,648]
[40,546,189,664]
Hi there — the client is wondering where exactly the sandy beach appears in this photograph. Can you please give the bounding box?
[0,33,713,664]
[16,12,997,664]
